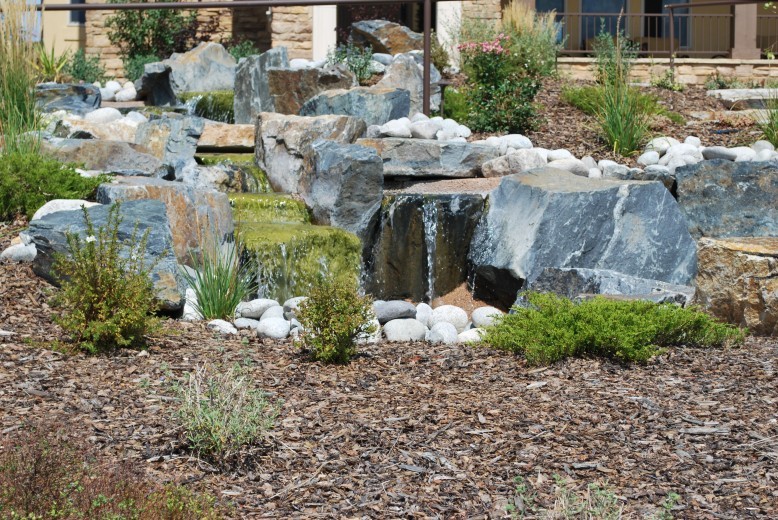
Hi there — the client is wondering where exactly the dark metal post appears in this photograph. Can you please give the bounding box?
[422,0,432,115]
[668,7,675,80]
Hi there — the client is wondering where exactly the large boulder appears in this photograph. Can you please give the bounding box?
[676,159,778,238]
[134,62,176,106]
[351,20,423,54]
[299,140,383,243]
[40,138,168,177]
[266,65,356,115]
[255,112,366,193]
[27,200,184,312]
[377,53,440,114]
[233,47,289,124]
[35,83,100,115]
[299,87,410,126]
[524,267,695,306]
[135,115,204,180]
[695,237,778,335]
[97,176,233,266]
[469,168,698,308]
[357,138,499,178]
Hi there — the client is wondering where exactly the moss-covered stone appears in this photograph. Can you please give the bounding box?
[230,193,310,224]
[198,154,271,193]
[241,222,362,303]
[179,91,235,124]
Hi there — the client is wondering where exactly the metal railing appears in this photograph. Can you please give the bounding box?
[34,0,454,115]
[555,12,733,58]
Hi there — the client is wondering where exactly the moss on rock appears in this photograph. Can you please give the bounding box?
[230,193,310,224]
[179,91,235,123]
[198,154,271,193]
[241,222,362,303]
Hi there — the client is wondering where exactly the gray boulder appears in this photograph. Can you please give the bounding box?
[135,116,204,180]
[356,138,499,178]
[266,65,356,115]
[166,42,236,96]
[27,200,185,312]
[233,47,289,124]
[256,317,291,340]
[383,318,427,342]
[374,300,417,324]
[469,168,697,308]
[96,176,233,266]
[701,146,738,161]
[377,53,440,114]
[134,62,176,106]
[299,140,383,242]
[523,267,696,306]
[40,138,168,177]
[35,83,100,115]
[299,87,410,126]
[675,159,778,238]
[255,113,366,193]
[235,298,280,319]
[352,20,423,54]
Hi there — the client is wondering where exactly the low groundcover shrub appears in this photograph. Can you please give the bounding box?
[483,292,745,366]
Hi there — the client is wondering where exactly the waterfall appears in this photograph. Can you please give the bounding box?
[422,199,438,302]
[183,94,203,116]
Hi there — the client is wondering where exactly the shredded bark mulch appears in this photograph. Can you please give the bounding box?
[1,225,776,519]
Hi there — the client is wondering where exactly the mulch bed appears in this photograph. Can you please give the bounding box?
[1,225,777,518]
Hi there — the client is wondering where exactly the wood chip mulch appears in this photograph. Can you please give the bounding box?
[0,224,776,518]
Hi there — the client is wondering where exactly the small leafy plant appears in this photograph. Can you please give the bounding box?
[326,41,374,84]
[0,153,104,221]
[225,38,260,60]
[64,48,108,84]
[174,364,278,466]
[53,203,160,354]
[179,233,255,320]
[483,292,745,366]
[0,421,221,519]
[33,43,70,83]
[296,276,376,364]
[651,69,684,92]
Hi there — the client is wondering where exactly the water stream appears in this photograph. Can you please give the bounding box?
[422,199,438,302]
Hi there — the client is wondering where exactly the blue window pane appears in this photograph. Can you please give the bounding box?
[71,0,85,25]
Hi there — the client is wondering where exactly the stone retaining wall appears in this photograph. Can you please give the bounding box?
[558,57,778,85]
[270,6,313,59]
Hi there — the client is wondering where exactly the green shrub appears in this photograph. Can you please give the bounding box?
[124,53,161,82]
[226,39,260,60]
[0,422,221,519]
[174,364,278,466]
[563,84,684,125]
[296,276,376,364]
[0,153,104,221]
[179,235,255,320]
[105,0,199,63]
[64,49,108,84]
[326,41,374,84]
[501,0,562,79]
[179,90,235,123]
[0,0,40,155]
[593,24,638,86]
[483,292,745,366]
[441,87,469,121]
[466,76,542,133]
[651,69,684,92]
[704,72,743,90]
[598,81,650,156]
[53,203,160,354]
[757,93,778,147]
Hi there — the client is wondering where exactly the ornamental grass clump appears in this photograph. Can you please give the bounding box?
[483,292,745,366]
[53,203,160,354]
[174,364,279,467]
[296,276,376,364]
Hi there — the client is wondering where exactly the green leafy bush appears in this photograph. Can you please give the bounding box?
[226,39,260,60]
[441,87,469,121]
[326,41,374,84]
[32,43,70,83]
[174,364,278,466]
[593,25,638,86]
[53,204,160,354]
[296,277,376,364]
[179,235,255,320]
[704,72,743,90]
[651,69,684,92]
[562,85,684,125]
[0,422,221,519]
[179,90,235,123]
[64,49,108,84]
[0,153,104,221]
[599,81,650,156]
[483,292,745,366]
[124,53,161,82]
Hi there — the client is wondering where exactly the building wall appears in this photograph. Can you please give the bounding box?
[41,10,85,57]
[271,6,313,59]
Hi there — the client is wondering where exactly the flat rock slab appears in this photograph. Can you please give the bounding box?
[707,88,778,110]
[198,122,254,152]
[695,237,778,335]
[41,138,167,177]
[27,199,184,312]
[97,176,233,266]
[469,168,697,308]
[357,138,499,179]
[676,159,778,238]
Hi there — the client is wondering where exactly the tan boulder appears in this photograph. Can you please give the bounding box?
[695,237,778,335]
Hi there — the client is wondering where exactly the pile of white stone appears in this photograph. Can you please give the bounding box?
[367,112,472,141]
[94,80,138,102]
[198,293,503,345]
[45,106,149,143]
[287,51,422,77]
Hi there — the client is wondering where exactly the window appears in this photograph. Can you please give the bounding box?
[70,0,85,25]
